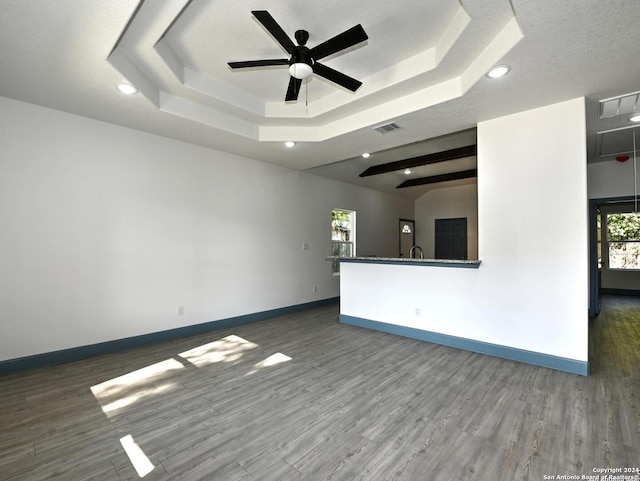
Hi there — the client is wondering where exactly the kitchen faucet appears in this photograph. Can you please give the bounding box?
[409,245,423,259]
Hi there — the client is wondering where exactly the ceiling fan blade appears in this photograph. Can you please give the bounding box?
[309,24,368,61]
[252,10,296,54]
[285,77,303,101]
[228,59,289,69]
[312,62,362,92]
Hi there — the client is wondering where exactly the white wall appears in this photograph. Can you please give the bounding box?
[0,97,413,362]
[477,97,588,360]
[414,181,478,259]
[342,98,589,363]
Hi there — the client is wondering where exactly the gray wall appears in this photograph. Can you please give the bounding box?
[414,181,478,259]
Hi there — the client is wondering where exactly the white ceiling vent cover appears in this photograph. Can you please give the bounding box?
[373,122,401,134]
[600,91,640,119]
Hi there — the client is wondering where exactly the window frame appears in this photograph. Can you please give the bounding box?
[331,208,356,275]
[604,211,640,271]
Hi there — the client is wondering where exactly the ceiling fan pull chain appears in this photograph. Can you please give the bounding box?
[634,129,638,213]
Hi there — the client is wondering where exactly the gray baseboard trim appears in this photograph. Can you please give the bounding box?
[0,297,339,376]
[340,314,589,376]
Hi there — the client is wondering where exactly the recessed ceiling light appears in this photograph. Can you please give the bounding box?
[116,83,138,95]
[284,141,296,148]
[362,153,371,159]
[630,114,640,122]
[404,168,412,175]
[486,65,510,79]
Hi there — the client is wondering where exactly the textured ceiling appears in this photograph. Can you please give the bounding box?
[1,0,639,199]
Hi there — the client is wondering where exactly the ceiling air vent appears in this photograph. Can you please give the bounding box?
[373,122,401,134]
[600,91,640,119]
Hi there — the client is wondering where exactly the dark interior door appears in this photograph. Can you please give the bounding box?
[435,218,467,260]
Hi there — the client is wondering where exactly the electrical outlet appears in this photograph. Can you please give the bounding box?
[302,242,309,251]
[178,305,184,316]
[313,285,318,293]
[414,307,421,316]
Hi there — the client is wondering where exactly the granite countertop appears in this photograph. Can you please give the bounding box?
[328,256,482,268]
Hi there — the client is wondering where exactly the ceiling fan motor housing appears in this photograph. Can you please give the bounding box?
[290,46,313,68]
[289,31,313,79]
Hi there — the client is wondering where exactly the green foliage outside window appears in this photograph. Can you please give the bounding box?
[607,213,640,269]
[331,210,351,223]
[607,213,640,241]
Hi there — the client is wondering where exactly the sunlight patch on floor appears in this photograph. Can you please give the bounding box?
[90,335,261,416]
[91,358,183,416]
[246,352,292,376]
[120,434,154,478]
[178,334,258,367]
[98,381,177,417]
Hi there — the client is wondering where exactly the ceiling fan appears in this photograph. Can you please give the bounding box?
[227,10,368,102]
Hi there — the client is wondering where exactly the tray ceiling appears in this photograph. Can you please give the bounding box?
[1,0,639,196]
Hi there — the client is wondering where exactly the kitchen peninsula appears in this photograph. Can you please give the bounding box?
[339,256,481,267]
[337,255,588,375]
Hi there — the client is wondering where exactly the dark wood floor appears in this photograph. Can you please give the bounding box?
[1,296,639,480]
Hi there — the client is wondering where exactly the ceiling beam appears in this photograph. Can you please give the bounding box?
[396,169,477,189]
[359,144,477,177]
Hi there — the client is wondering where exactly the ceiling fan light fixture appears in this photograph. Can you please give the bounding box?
[486,65,510,79]
[116,83,138,95]
[289,63,313,80]
[630,114,640,122]
[284,141,296,148]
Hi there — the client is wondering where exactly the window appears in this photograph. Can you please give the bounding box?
[331,208,356,274]
[606,212,640,269]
